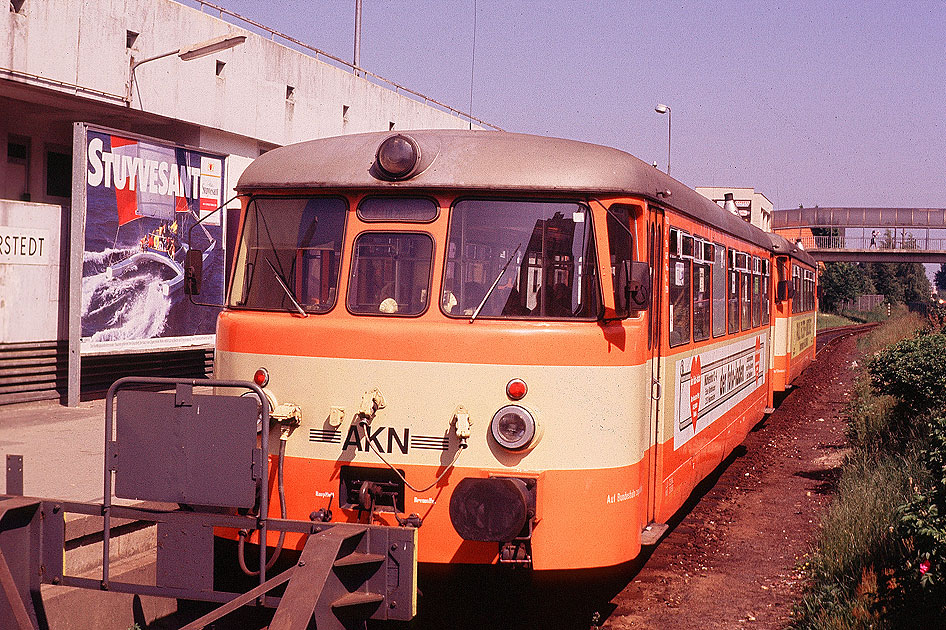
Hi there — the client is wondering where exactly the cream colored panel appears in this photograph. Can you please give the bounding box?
[217,350,651,471]
[772,316,789,360]
[791,314,816,357]
[671,333,767,450]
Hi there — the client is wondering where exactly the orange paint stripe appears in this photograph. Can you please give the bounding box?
[217,310,650,367]
[221,458,649,571]
[653,381,768,523]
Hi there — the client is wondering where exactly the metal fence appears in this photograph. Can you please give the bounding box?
[794,230,946,251]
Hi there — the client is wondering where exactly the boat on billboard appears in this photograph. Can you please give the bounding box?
[81,129,225,353]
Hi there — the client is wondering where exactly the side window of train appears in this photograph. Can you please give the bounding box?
[741,274,752,330]
[712,243,727,337]
[668,227,691,347]
[606,204,634,313]
[751,256,762,328]
[728,249,739,334]
[761,259,771,325]
[347,232,433,316]
[792,267,801,314]
[692,240,712,342]
[804,269,815,312]
[739,252,751,331]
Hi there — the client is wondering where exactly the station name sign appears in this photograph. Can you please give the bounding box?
[0,226,49,266]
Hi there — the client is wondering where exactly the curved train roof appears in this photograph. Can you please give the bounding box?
[767,232,818,267]
[238,129,777,252]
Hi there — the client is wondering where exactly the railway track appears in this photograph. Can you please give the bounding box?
[816,322,879,354]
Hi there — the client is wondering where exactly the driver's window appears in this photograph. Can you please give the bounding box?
[607,204,635,312]
[347,232,433,316]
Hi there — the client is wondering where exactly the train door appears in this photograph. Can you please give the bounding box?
[644,206,665,528]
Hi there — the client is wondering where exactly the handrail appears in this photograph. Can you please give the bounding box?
[791,230,946,251]
[190,0,502,130]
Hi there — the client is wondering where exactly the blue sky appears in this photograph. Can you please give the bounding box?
[199,1,945,211]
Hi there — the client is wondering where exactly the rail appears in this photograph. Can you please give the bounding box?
[816,322,879,355]
[188,0,502,131]
[794,231,946,252]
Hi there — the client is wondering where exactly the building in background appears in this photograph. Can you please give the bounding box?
[0,0,493,405]
[696,187,773,232]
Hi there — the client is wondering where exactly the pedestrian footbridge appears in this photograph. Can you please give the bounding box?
[773,207,946,263]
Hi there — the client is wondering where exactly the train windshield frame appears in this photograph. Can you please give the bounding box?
[441,198,601,321]
[228,195,348,314]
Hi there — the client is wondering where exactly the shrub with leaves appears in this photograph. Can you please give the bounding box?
[867,333,946,414]
[889,415,946,621]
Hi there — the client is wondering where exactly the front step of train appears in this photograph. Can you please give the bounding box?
[269,525,415,630]
[186,523,417,630]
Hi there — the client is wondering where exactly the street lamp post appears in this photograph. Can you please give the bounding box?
[655,103,671,175]
[127,33,247,106]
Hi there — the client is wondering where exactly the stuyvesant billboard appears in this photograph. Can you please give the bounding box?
[81,128,225,353]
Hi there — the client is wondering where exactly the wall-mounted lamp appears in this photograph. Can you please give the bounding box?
[127,33,247,106]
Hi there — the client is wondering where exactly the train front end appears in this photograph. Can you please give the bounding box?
[213,131,654,572]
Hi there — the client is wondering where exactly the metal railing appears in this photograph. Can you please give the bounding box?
[188,0,501,130]
[794,230,946,252]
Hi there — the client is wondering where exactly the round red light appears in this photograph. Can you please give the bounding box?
[506,379,527,400]
[253,368,269,388]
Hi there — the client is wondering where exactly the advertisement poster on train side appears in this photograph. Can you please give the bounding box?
[80,127,225,354]
[672,334,768,451]
[791,314,816,357]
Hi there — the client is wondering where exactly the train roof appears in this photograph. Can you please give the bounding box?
[767,231,819,267]
[237,129,776,252]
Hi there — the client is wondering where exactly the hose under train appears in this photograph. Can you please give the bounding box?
[237,437,287,575]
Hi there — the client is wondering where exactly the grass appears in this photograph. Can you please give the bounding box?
[793,452,922,629]
[856,309,925,355]
[791,312,934,629]
[819,303,903,331]
[818,312,857,330]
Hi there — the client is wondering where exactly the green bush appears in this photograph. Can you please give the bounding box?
[867,333,946,414]
[889,415,946,622]
[845,377,898,452]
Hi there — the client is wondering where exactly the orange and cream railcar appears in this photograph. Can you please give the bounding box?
[212,130,815,572]
[768,233,818,395]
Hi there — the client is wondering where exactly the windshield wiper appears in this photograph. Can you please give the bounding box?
[266,258,308,318]
[470,243,521,323]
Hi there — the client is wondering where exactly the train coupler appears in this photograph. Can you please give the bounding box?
[498,539,533,568]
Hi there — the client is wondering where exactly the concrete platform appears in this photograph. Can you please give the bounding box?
[0,398,181,629]
[0,398,107,502]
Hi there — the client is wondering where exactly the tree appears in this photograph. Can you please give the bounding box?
[866,261,932,305]
[819,262,874,312]
[869,263,904,304]
[935,263,946,293]
[895,262,932,303]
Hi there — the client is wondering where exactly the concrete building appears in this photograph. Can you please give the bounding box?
[696,187,773,232]
[0,0,492,405]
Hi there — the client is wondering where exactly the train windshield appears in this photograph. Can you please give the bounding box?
[442,200,600,320]
[229,196,347,313]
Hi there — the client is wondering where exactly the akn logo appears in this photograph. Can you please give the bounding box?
[343,425,409,454]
